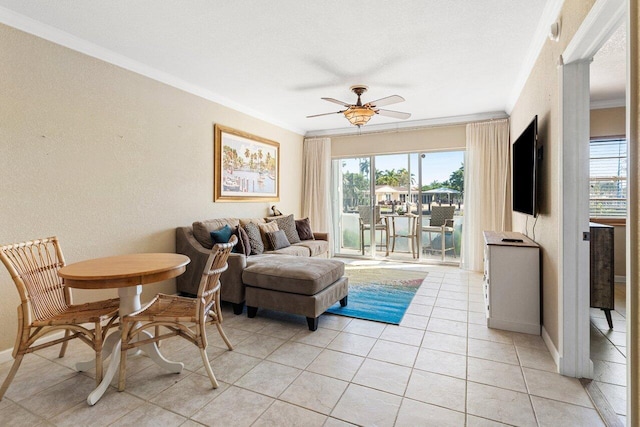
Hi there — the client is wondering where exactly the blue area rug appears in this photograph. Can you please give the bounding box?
[326,267,427,324]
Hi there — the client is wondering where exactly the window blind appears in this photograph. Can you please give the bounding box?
[589,138,627,218]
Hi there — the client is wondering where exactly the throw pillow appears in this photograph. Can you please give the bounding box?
[235,225,251,256]
[230,227,244,255]
[266,230,291,250]
[193,219,240,249]
[295,217,315,241]
[210,224,233,244]
[268,214,301,244]
[193,221,214,249]
[258,221,279,250]
[243,222,264,255]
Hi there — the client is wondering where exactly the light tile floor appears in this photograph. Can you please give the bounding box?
[0,261,605,426]
[590,282,628,425]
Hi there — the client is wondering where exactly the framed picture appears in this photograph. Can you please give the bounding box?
[214,124,280,202]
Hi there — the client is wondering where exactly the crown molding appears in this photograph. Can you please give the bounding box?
[304,111,509,138]
[590,98,626,109]
[562,0,626,64]
[505,0,566,113]
[0,7,305,136]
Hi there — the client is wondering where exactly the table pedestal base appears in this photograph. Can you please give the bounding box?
[78,285,183,405]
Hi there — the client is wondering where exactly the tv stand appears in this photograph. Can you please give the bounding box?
[483,231,540,335]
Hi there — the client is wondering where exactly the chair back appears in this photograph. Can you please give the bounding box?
[358,205,382,225]
[0,237,69,322]
[429,206,455,227]
[195,235,237,321]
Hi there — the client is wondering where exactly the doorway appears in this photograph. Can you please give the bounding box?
[587,23,628,424]
[558,0,627,381]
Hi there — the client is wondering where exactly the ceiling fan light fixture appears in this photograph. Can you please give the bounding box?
[344,107,375,127]
[308,86,409,126]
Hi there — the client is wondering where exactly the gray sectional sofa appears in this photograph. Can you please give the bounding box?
[176,216,330,314]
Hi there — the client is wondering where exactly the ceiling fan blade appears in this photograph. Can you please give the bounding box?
[375,109,411,120]
[306,110,345,118]
[367,95,405,108]
[321,97,352,107]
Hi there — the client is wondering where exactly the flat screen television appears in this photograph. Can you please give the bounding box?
[512,115,538,216]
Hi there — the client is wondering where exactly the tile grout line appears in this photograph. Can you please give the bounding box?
[464,280,470,426]
[2,266,610,426]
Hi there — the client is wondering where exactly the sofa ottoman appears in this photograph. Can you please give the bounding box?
[242,256,348,331]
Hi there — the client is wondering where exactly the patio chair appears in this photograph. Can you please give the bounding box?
[118,235,237,391]
[358,205,389,256]
[422,206,457,259]
[0,236,119,400]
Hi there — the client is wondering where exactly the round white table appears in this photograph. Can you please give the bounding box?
[58,253,190,405]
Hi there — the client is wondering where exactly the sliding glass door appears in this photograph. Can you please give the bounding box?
[374,153,420,260]
[332,150,464,264]
[332,158,374,257]
[419,151,464,262]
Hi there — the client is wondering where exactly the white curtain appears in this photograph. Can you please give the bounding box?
[302,137,333,240]
[462,119,511,271]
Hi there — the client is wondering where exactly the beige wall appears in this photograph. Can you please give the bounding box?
[509,0,596,349]
[591,106,626,137]
[331,124,466,158]
[590,107,627,277]
[0,25,304,351]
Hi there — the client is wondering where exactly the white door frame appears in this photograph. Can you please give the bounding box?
[558,0,626,377]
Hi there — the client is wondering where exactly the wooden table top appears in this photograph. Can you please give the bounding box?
[58,253,190,289]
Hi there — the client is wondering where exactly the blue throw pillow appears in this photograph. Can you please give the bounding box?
[210,225,233,245]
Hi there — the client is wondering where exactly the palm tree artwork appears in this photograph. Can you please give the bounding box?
[219,132,278,196]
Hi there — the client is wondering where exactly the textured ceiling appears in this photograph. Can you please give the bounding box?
[1,1,620,134]
[591,23,626,104]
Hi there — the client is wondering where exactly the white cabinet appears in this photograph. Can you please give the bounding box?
[483,231,540,335]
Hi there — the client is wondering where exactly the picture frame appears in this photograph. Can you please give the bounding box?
[214,124,280,202]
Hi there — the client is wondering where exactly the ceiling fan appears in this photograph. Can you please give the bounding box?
[307,85,411,127]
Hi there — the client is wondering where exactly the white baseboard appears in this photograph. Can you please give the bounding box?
[0,331,66,364]
[614,275,626,283]
[0,347,13,365]
[542,325,560,372]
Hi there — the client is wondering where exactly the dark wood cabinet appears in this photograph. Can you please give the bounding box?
[589,222,615,328]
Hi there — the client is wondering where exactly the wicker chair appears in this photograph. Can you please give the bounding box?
[0,237,119,400]
[118,235,237,391]
[422,206,457,259]
[358,205,389,256]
